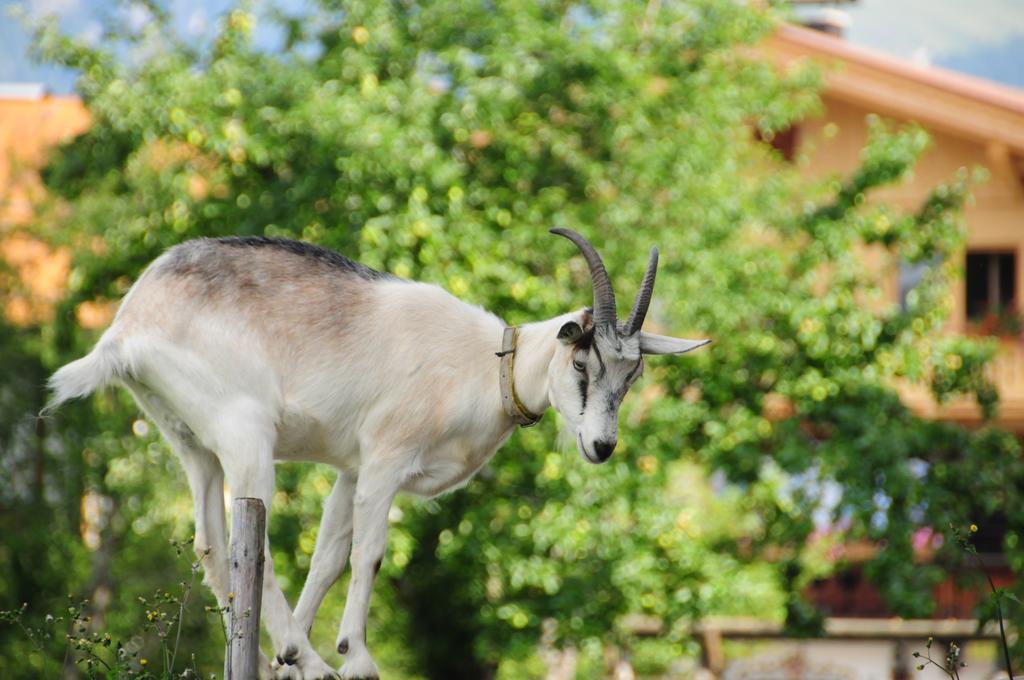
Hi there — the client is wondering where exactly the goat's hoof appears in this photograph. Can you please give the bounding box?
[258,651,276,680]
[276,644,299,665]
[273,665,299,680]
[272,647,337,680]
[338,648,379,680]
[306,654,340,680]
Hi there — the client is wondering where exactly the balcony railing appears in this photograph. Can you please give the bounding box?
[898,338,1024,429]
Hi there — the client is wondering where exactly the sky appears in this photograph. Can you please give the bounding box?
[2,0,1024,93]
[834,0,1024,87]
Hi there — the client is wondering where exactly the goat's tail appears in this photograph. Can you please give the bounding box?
[44,338,125,414]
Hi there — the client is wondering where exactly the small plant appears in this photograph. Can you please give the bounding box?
[1,536,220,679]
[912,523,1017,679]
[912,636,965,678]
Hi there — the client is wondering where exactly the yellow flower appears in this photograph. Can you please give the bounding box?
[970,524,978,533]
[140,658,148,667]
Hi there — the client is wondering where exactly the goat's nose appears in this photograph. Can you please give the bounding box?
[592,440,616,462]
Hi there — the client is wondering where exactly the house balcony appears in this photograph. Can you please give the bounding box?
[898,338,1024,430]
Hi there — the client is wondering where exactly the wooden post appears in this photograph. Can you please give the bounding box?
[225,497,266,680]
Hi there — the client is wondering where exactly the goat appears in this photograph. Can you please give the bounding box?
[47,228,708,679]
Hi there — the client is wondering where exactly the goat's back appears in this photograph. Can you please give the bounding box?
[51,237,506,453]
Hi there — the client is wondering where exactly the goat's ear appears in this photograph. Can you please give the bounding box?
[557,321,585,344]
[639,332,710,355]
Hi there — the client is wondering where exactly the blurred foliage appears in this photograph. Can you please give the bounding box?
[2,0,1022,677]
[0,539,222,678]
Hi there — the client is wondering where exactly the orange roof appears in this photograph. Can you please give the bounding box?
[0,92,89,325]
[0,93,90,224]
[764,23,1024,152]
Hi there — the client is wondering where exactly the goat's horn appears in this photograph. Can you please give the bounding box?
[624,247,658,335]
[550,228,617,327]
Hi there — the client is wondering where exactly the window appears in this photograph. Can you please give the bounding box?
[966,251,1016,321]
[755,125,799,162]
[898,257,940,310]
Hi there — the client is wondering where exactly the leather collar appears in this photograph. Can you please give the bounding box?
[497,327,543,427]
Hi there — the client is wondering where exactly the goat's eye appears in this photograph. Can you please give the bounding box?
[572,359,586,372]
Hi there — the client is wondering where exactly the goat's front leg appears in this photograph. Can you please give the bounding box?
[335,463,404,680]
[293,472,356,635]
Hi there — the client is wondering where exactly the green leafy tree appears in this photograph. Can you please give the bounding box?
[3,0,1022,677]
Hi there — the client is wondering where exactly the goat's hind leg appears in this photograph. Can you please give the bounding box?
[124,382,274,679]
[213,401,337,680]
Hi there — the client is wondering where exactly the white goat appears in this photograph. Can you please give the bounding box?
[48,228,708,679]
